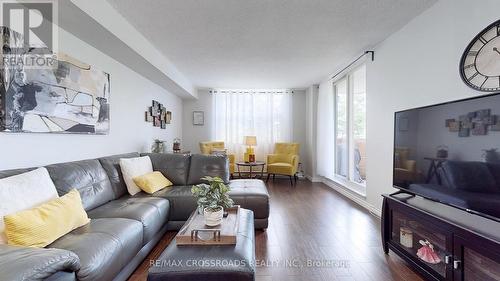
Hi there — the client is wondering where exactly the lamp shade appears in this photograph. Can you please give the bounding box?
[244,136,257,146]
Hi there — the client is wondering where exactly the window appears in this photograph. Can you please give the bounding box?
[212,89,292,162]
[334,65,367,194]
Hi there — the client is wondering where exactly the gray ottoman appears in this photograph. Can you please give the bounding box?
[148,209,256,281]
[229,179,269,229]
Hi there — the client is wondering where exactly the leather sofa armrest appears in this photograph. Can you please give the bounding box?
[0,244,80,281]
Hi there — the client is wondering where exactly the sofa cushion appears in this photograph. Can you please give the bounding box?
[119,156,154,196]
[99,152,140,199]
[4,189,90,248]
[0,167,59,244]
[228,179,270,219]
[133,171,173,194]
[139,186,197,221]
[87,196,169,244]
[187,154,230,185]
[442,161,498,193]
[141,153,191,185]
[45,159,114,211]
[49,218,143,281]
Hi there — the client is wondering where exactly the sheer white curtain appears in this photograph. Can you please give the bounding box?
[213,89,292,162]
[316,81,335,180]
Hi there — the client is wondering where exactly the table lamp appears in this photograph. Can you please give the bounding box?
[244,136,257,163]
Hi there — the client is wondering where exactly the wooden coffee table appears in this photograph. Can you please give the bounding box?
[236,161,265,179]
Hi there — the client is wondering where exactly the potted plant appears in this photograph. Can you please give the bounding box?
[191,176,234,226]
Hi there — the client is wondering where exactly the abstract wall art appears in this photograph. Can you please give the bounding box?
[445,109,499,137]
[145,100,171,130]
[0,27,110,134]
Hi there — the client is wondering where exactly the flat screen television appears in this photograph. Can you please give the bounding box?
[393,92,500,222]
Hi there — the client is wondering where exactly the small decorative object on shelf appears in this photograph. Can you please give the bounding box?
[173,138,181,153]
[191,176,234,226]
[151,139,165,153]
[417,239,441,264]
[436,145,448,159]
[400,227,413,248]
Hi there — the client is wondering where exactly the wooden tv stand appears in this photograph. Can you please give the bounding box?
[381,192,500,281]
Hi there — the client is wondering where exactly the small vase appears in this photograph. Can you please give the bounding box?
[204,207,224,226]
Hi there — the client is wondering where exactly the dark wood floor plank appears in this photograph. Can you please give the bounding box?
[128,179,422,281]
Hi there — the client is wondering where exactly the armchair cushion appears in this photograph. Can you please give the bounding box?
[267,162,295,176]
[267,143,300,177]
[267,154,292,164]
[274,143,300,155]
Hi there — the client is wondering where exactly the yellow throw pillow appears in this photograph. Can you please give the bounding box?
[4,189,90,248]
[133,171,173,194]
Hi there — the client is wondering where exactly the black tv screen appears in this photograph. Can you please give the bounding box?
[393,93,500,221]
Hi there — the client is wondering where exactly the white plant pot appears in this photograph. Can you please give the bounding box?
[204,207,224,226]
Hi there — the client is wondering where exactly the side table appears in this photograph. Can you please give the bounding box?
[236,161,265,179]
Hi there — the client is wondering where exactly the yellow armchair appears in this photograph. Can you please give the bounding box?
[199,141,235,175]
[394,147,418,183]
[266,142,300,185]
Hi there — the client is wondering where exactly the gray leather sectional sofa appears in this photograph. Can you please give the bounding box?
[0,152,269,281]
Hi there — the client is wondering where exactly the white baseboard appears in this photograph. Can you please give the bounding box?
[319,177,382,217]
[305,174,322,182]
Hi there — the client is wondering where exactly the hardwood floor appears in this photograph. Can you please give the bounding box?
[128,178,423,281]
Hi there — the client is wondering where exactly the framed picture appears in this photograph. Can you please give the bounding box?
[0,31,111,134]
[145,111,153,122]
[153,117,160,127]
[445,119,455,127]
[458,128,470,137]
[472,123,487,135]
[448,121,460,132]
[193,111,204,125]
[166,111,172,124]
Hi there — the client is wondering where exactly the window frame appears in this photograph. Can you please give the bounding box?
[333,64,367,196]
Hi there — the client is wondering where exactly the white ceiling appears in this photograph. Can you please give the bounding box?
[107,0,436,89]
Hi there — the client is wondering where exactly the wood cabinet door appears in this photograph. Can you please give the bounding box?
[390,205,453,280]
[453,235,500,281]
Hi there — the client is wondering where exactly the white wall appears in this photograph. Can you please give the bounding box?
[0,27,183,170]
[182,89,309,171]
[366,0,500,211]
[182,89,214,154]
[304,85,319,178]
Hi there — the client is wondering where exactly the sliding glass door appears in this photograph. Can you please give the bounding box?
[334,64,367,194]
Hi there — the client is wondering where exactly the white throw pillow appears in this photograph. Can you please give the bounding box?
[0,167,59,244]
[120,156,153,195]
